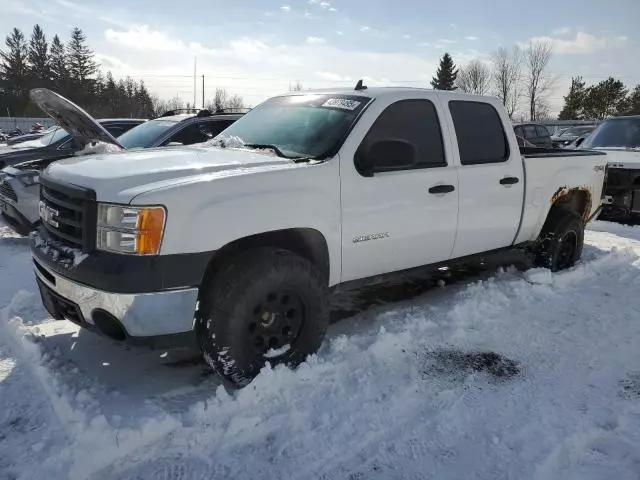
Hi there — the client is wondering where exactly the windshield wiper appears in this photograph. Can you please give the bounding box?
[243,143,290,158]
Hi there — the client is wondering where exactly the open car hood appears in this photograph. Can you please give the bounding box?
[29,88,124,150]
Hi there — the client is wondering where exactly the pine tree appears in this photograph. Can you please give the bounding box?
[558,76,585,120]
[582,77,628,120]
[67,27,97,83]
[50,34,68,94]
[0,28,29,115]
[430,53,458,90]
[28,24,50,85]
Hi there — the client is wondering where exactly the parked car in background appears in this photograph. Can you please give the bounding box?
[513,123,552,148]
[0,89,244,234]
[31,85,606,387]
[5,125,57,146]
[516,135,537,148]
[579,115,640,222]
[0,117,145,234]
[551,125,596,148]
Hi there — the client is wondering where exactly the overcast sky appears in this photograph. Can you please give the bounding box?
[3,0,639,115]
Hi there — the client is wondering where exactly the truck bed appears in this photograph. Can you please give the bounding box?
[519,146,607,158]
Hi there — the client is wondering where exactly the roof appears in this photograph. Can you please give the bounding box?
[96,118,148,123]
[147,112,245,124]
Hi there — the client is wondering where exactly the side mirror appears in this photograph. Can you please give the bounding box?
[355,139,416,176]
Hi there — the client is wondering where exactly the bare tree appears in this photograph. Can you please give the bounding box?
[524,41,554,121]
[491,45,523,118]
[150,94,185,116]
[205,88,245,112]
[456,60,491,95]
[289,80,303,92]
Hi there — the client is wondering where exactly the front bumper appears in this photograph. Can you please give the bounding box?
[33,255,199,347]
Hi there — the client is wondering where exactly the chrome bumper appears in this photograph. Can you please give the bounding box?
[33,256,198,337]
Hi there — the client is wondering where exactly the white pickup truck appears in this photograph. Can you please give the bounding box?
[31,85,606,386]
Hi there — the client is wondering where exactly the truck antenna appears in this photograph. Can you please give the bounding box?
[354,79,367,91]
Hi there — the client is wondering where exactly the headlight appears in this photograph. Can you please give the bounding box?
[96,204,166,255]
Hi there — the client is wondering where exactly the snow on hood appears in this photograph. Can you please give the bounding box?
[44,145,298,202]
[74,141,123,156]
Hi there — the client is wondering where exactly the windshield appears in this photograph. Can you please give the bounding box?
[211,93,371,158]
[117,120,176,149]
[581,118,640,149]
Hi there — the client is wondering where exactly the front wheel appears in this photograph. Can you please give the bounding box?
[196,248,329,387]
[534,211,584,271]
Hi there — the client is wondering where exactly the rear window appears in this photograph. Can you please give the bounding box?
[449,101,509,165]
[536,125,549,137]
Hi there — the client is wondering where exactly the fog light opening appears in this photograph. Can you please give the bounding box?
[91,309,127,341]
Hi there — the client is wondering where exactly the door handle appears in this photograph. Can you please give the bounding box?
[428,184,455,194]
[499,177,520,185]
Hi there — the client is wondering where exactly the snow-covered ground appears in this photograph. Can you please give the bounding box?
[2,219,640,479]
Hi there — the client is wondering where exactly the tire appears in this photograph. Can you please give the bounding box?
[195,247,329,387]
[534,211,584,271]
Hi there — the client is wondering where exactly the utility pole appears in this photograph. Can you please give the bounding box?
[202,75,205,109]
[193,56,197,109]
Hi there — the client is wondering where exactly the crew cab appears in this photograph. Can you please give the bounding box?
[30,84,606,386]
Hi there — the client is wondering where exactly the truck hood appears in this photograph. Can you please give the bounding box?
[29,88,124,150]
[44,146,297,201]
[595,149,640,169]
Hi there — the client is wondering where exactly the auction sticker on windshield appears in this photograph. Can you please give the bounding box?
[322,98,362,110]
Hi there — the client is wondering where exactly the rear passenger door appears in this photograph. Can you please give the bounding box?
[447,100,524,257]
[340,98,459,282]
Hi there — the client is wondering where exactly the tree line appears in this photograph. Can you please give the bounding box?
[0,24,246,120]
[430,43,555,121]
[430,45,640,121]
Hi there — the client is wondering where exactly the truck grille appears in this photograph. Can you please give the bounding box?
[39,178,96,251]
[0,179,17,202]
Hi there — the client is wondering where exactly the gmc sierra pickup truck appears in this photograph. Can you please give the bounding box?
[31,84,606,386]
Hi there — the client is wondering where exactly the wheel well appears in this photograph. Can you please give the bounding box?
[201,228,330,287]
[549,187,592,223]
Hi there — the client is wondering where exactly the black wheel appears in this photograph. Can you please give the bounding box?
[195,248,329,387]
[534,211,584,271]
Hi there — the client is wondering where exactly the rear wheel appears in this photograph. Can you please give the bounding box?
[534,211,584,271]
[195,247,329,387]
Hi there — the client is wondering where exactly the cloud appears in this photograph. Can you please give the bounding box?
[306,36,326,45]
[336,31,344,36]
[437,39,457,44]
[105,25,185,51]
[465,36,479,41]
[403,34,411,40]
[280,5,291,12]
[304,11,314,19]
[329,7,337,11]
[308,0,332,7]
[530,31,628,54]
[449,23,457,28]
[360,26,370,32]
[94,53,130,71]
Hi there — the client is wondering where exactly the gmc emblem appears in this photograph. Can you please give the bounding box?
[39,201,59,228]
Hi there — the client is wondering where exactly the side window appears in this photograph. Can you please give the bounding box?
[536,125,549,137]
[524,125,537,139]
[449,101,509,165]
[514,125,523,137]
[356,99,445,173]
[164,123,211,146]
[201,119,235,139]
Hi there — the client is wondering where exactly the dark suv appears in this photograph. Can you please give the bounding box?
[513,123,552,148]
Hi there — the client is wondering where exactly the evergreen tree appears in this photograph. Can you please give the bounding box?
[558,76,585,120]
[28,24,50,85]
[582,77,628,120]
[49,34,68,94]
[67,27,97,83]
[430,53,458,90]
[0,28,29,115]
